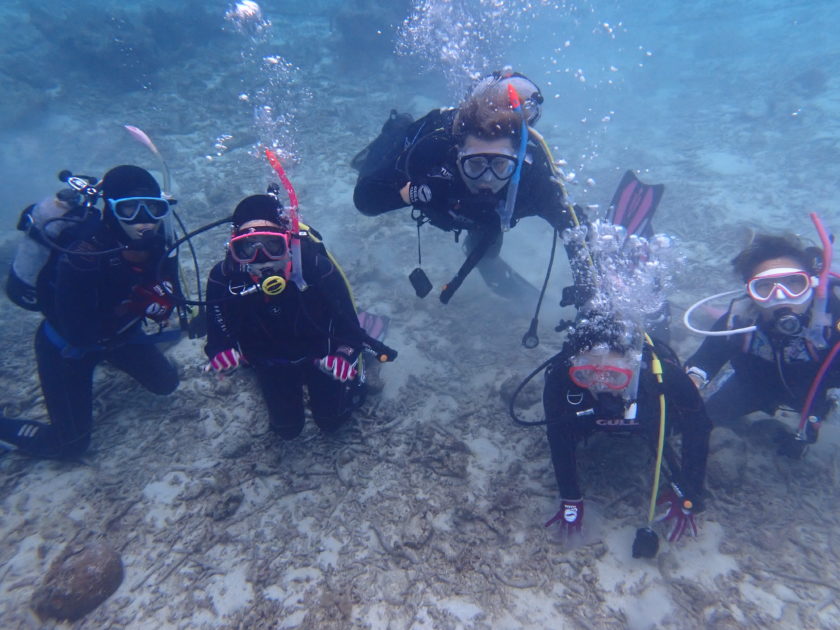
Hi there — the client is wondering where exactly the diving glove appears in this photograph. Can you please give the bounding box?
[545,498,584,536]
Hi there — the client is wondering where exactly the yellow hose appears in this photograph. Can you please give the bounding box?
[645,333,666,524]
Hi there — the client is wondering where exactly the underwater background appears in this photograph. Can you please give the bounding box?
[1,1,839,628]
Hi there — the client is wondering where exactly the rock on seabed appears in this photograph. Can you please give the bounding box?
[30,542,124,622]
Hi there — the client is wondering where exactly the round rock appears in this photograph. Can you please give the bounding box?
[31,542,124,622]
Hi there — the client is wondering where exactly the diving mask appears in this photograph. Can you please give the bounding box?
[747,267,816,308]
[229,230,290,264]
[569,344,638,392]
[108,197,171,223]
[459,153,517,181]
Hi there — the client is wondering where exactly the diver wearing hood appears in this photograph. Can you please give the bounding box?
[352,69,579,302]
[0,165,180,459]
[204,194,370,439]
[685,233,840,458]
[543,313,711,549]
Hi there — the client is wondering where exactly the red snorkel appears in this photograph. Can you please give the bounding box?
[797,212,835,440]
[499,83,528,231]
[265,148,307,290]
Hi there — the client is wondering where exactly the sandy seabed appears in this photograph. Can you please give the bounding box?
[2,26,840,629]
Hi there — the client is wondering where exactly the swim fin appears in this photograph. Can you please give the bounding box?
[606,170,664,238]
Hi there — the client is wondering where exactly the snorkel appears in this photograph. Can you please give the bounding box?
[795,212,836,440]
[499,83,528,232]
[684,213,832,338]
[124,125,172,198]
[265,148,307,291]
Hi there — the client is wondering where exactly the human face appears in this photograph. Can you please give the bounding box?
[234,220,291,277]
[457,135,517,194]
[569,345,637,394]
[748,256,815,314]
[119,220,161,242]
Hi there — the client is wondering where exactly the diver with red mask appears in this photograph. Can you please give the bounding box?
[540,313,711,556]
[684,228,840,459]
[204,194,375,439]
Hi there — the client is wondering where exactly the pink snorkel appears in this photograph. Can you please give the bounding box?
[797,212,835,440]
[265,148,307,291]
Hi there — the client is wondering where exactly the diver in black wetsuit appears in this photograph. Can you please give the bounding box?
[684,233,840,459]
[204,194,375,439]
[353,70,581,303]
[543,314,711,550]
[0,165,180,458]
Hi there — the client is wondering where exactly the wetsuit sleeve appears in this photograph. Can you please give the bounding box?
[353,167,408,216]
[544,358,584,499]
[661,358,711,502]
[313,255,368,356]
[353,110,448,217]
[204,261,238,358]
[53,243,108,347]
[684,313,737,381]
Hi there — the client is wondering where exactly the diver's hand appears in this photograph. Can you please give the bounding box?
[406,177,449,207]
[208,348,244,372]
[318,354,358,383]
[656,489,697,542]
[125,280,175,322]
[545,498,584,535]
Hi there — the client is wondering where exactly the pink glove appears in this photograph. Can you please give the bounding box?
[208,348,244,372]
[318,354,358,382]
[656,489,697,542]
[545,499,584,535]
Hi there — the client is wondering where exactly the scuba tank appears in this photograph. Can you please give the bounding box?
[6,175,98,311]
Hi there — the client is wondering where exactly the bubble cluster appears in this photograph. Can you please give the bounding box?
[224,1,271,39]
[563,220,682,323]
[211,2,311,165]
[397,0,558,93]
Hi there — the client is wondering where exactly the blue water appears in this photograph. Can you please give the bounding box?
[1,1,839,628]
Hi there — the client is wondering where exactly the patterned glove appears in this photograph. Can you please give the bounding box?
[129,280,175,322]
[318,354,358,383]
[209,348,244,372]
[656,489,697,542]
[545,498,584,535]
[408,176,449,207]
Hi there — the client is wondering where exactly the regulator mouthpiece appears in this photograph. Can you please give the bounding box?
[261,275,286,295]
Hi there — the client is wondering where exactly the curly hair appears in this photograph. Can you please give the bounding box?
[452,82,523,143]
[565,311,643,355]
[731,233,822,281]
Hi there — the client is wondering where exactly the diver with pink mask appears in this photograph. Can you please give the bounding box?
[203,193,394,439]
[684,227,840,459]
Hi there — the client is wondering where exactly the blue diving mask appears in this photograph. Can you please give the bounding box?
[107,197,172,223]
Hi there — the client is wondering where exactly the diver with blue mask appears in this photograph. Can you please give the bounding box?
[684,226,840,459]
[0,165,181,459]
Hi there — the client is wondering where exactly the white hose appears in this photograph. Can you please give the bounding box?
[682,289,757,336]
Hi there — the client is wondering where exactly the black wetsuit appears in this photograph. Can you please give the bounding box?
[543,341,711,503]
[353,108,578,298]
[204,240,368,439]
[0,225,180,458]
[686,293,840,425]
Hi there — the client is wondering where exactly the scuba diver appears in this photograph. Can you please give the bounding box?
[352,69,583,304]
[204,193,387,439]
[540,312,711,556]
[683,222,840,459]
[0,165,181,459]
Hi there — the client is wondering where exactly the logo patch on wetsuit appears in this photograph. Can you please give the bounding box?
[596,417,640,427]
